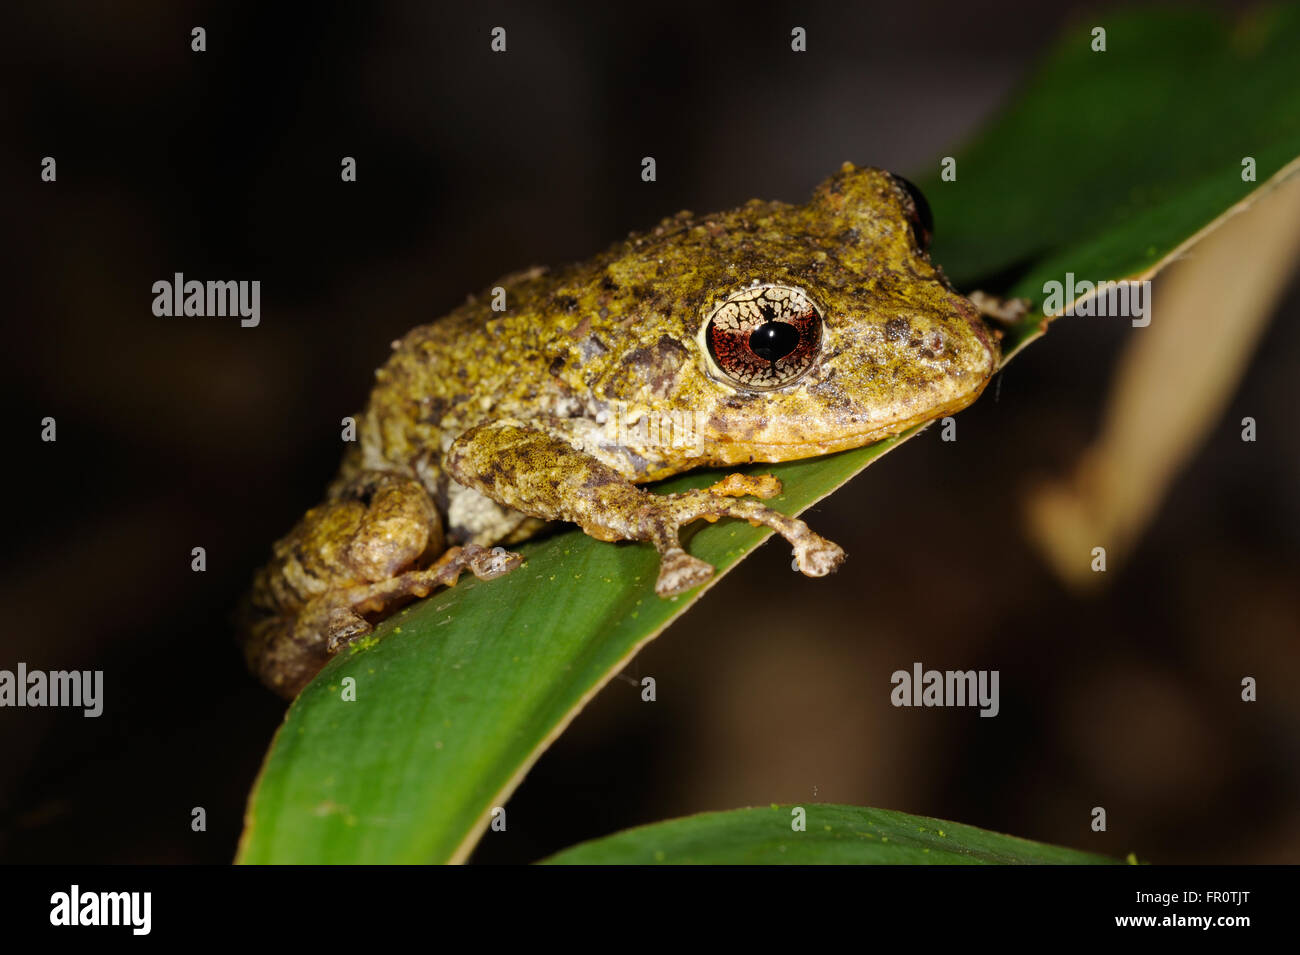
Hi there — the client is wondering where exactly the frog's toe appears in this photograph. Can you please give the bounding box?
[707,473,783,500]
[794,536,847,577]
[463,542,525,580]
[969,289,1031,326]
[323,606,374,654]
[655,549,714,597]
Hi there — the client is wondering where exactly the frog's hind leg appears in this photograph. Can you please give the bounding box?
[318,542,524,653]
[251,543,521,698]
[244,470,524,698]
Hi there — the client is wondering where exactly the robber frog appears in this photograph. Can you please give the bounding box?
[240,163,1006,697]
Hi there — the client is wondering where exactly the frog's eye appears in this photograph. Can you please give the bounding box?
[888,173,934,251]
[704,284,822,390]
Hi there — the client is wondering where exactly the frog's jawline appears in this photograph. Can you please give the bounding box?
[691,372,994,468]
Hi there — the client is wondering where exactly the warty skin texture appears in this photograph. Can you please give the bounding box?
[240,164,999,698]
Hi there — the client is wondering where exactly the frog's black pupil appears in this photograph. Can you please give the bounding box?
[749,321,800,362]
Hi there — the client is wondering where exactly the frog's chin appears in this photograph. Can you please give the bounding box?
[704,428,904,465]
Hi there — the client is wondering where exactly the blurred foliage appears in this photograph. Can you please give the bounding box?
[239,7,1300,864]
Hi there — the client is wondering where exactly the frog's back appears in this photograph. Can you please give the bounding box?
[346,209,745,481]
[341,187,884,487]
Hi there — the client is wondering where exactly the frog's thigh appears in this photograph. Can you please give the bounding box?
[339,471,444,580]
[445,420,847,596]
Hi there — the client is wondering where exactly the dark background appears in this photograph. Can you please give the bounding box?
[2,0,1296,864]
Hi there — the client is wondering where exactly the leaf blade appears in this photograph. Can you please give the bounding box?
[238,433,916,863]
[541,804,1122,865]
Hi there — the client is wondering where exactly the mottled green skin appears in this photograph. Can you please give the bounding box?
[241,164,999,698]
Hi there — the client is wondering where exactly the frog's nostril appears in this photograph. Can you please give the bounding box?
[749,321,800,362]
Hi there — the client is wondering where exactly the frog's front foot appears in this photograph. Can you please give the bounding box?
[654,549,715,595]
[445,421,847,601]
[647,473,847,597]
[968,290,1031,326]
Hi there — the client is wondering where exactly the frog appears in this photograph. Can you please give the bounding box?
[239,163,1015,698]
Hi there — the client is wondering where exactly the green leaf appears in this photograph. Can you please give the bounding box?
[237,434,918,864]
[238,6,1300,864]
[541,804,1122,865]
[923,5,1300,360]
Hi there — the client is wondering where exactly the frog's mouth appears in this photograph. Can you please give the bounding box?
[701,370,997,465]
